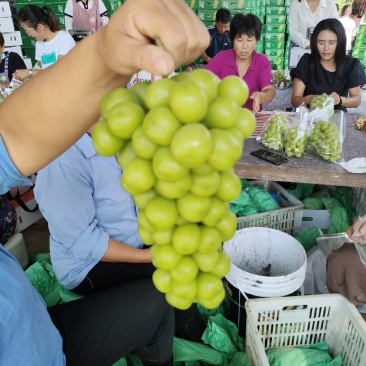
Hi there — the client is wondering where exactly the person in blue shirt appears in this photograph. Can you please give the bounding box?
[34,131,148,293]
[34,128,206,343]
[185,8,232,72]
[0,0,210,364]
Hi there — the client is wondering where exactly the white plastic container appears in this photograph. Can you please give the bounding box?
[236,180,304,236]
[223,227,307,298]
[4,233,29,269]
[245,294,366,366]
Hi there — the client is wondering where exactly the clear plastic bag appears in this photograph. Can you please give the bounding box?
[308,93,334,123]
[272,70,293,90]
[307,111,346,163]
[350,217,366,269]
[256,111,288,152]
[283,105,309,158]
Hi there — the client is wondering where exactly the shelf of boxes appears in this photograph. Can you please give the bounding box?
[0,1,25,63]
[352,25,366,73]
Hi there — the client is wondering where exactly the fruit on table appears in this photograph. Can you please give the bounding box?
[92,69,255,310]
[261,113,287,151]
[308,120,342,162]
[284,126,307,158]
[311,93,328,110]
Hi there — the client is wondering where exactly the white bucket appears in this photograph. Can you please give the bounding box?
[223,227,307,298]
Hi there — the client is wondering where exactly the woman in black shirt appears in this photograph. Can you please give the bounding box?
[290,18,365,111]
[0,32,26,87]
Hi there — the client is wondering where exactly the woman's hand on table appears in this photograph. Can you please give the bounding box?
[347,217,366,245]
[12,69,31,81]
[250,91,262,113]
[330,92,341,105]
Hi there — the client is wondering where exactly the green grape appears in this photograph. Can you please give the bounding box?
[311,93,329,110]
[284,126,307,158]
[309,120,342,162]
[92,69,256,310]
[261,114,287,151]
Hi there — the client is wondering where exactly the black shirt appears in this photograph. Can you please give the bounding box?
[0,52,27,82]
[290,53,366,110]
[205,26,232,60]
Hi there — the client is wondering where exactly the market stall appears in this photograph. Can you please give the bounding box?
[235,112,366,188]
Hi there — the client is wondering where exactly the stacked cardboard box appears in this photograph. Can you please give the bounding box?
[0,2,24,63]
[352,24,366,73]
[263,0,286,70]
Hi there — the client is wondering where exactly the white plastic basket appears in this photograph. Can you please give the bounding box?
[236,180,304,236]
[245,294,366,366]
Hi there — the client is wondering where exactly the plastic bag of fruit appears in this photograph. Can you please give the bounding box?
[257,111,289,151]
[351,216,366,270]
[308,93,334,123]
[272,70,293,90]
[284,104,309,158]
[308,110,346,162]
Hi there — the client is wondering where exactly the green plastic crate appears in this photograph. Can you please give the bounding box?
[265,14,286,24]
[222,0,246,8]
[265,0,284,5]
[246,0,260,7]
[184,0,198,8]
[266,6,286,15]
[354,39,366,48]
[16,1,44,12]
[44,2,66,14]
[263,24,286,33]
[264,48,285,57]
[268,56,284,70]
[264,40,285,49]
[357,25,366,34]
[197,0,223,9]
[263,32,286,41]
[352,47,366,58]
[197,9,217,21]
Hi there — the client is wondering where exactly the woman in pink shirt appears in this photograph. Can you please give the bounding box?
[205,13,275,112]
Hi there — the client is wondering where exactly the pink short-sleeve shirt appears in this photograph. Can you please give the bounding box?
[205,49,273,111]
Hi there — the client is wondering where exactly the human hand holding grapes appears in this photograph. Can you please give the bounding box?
[97,0,210,77]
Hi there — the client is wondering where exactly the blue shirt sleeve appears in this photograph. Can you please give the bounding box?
[0,245,65,365]
[0,135,33,194]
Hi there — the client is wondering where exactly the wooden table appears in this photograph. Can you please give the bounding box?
[234,112,366,188]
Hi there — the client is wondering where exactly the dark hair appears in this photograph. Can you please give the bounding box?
[341,4,351,16]
[229,13,262,43]
[351,7,359,16]
[0,32,4,47]
[18,5,60,32]
[309,18,347,82]
[215,8,231,23]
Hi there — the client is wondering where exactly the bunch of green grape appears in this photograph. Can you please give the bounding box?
[273,71,286,84]
[261,114,287,151]
[311,93,328,110]
[284,126,307,158]
[92,69,256,310]
[308,120,342,162]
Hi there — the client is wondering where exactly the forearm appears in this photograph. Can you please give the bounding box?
[102,238,152,263]
[0,0,209,177]
[259,88,275,104]
[200,51,210,63]
[342,95,361,108]
[291,94,314,107]
[0,28,126,176]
